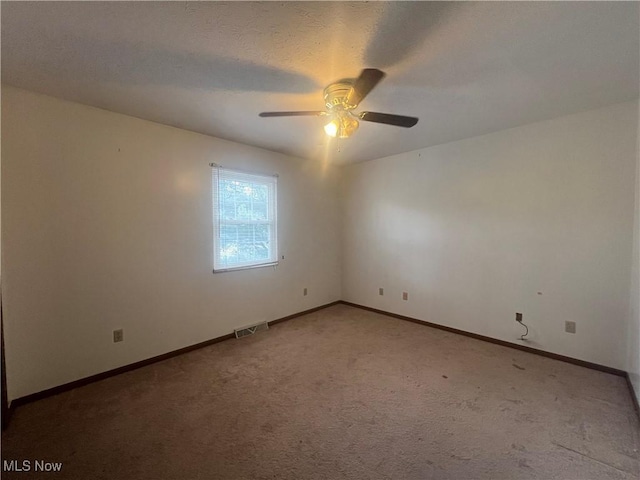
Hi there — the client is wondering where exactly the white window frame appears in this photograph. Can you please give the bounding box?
[211,164,278,273]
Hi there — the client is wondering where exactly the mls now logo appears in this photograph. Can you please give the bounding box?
[3,460,63,472]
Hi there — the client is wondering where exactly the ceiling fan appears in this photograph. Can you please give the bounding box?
[259,69,418,138]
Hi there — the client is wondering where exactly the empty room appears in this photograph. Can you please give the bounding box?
[1,2,639,479]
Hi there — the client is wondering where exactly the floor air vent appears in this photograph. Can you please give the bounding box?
[234,321,269,339]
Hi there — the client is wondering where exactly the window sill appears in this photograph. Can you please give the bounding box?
[212,261,279,274]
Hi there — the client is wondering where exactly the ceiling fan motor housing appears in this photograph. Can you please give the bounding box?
[324,81,357,110]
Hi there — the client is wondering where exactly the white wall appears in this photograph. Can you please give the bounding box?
[629,99,640,404]
[1,86,342,400]
[342,101,638,370]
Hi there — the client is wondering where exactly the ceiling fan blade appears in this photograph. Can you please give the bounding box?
[359,111,419,128]
[259,111,326,117]
[346,69,386,107]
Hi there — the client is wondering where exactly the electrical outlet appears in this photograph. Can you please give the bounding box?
[565,321,576,334]
[303,287,307,296]
[379,288,384,296]
[113,329,124,343]
[516,312,523,322]
[402,292,408,301]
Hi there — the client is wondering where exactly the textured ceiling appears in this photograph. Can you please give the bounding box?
[2,2,638,165]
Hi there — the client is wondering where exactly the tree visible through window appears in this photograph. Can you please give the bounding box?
[212,165,278,272]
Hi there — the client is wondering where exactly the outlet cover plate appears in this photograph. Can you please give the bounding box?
[113,329,124,343]
[565,321,576,334]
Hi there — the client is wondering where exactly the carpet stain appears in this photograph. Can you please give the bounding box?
[518,458,533,469]
[451,454,473,461]
[465,398,482,412]
[442,375,448,379]
[513,363,526,370]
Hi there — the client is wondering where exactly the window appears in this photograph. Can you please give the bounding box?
[212,165,278,272]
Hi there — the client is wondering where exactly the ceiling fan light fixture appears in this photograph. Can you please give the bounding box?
[324,119,339,137]
[324,112,359,138]
[338,114,359,138]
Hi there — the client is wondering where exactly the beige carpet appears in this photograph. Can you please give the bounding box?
[2,304,639,479]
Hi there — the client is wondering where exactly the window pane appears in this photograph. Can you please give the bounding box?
[220,225,239,264]
[219,179,270,222]
[252,201,268,221]
[219,224,271,265]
